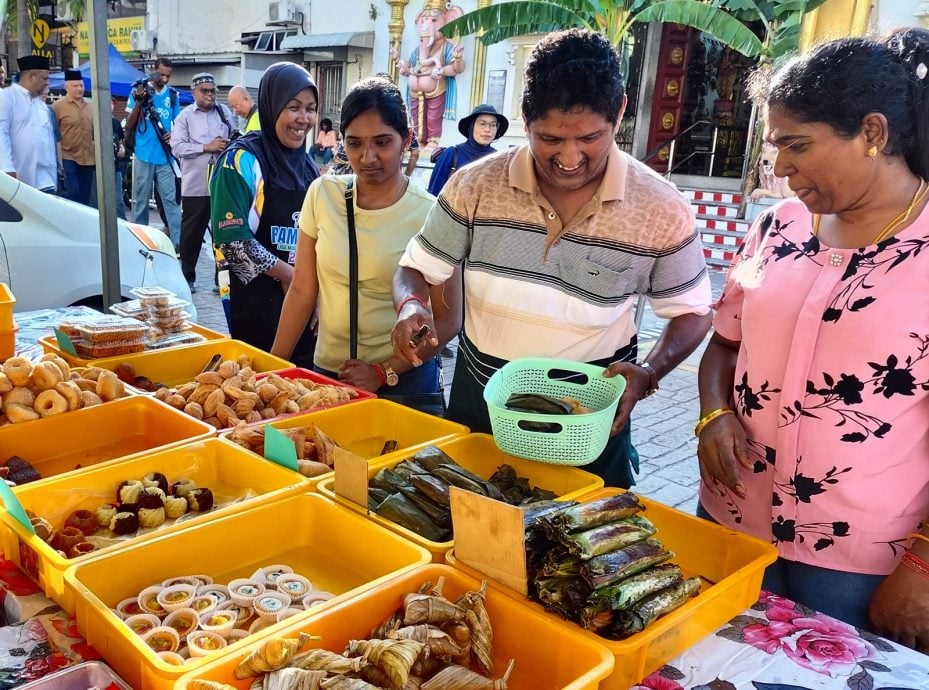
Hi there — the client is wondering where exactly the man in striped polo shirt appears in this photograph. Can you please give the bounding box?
[392,28,712,487]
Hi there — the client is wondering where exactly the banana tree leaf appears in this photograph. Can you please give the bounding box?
[441,2,595,43]
[635,0,764,57]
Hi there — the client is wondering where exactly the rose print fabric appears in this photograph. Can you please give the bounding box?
[700,197,929,575]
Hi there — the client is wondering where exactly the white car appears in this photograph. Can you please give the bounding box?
[0,173,195,318]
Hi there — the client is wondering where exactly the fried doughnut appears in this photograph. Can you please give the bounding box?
[2,357,32,386]
[50,357,71,381]
[51,526,84,553]
[68,542,97,558]
[0,373,12,394]
[245,410,262,424]
[4,386,34,408]
[54,381,82,411]
[81,367,103,381]
[154,386,171,401]
[34,389,68,417]
[176,381,198,399]
[73,378,97,392]
[96,371,124,401]
[187,383,218,406]
[5,403,39,423]
[80,390,103,407]
[64,509,98,536]
[166,394,187,409]
[32,361,63,391]
[203,388,226,419]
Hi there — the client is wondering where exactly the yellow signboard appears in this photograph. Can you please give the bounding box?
[75,16,145,55]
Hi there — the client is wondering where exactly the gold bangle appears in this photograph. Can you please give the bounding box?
[908,532,929,548]
[694,407,734,437]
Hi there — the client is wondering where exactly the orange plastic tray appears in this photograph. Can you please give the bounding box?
[446,487,778,689]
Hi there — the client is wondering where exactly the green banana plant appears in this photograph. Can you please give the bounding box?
[712,0,829,59]
[441,0,765,58]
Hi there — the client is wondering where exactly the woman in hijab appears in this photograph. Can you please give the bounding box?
[271,76,461,412]
[427,104,508,196]
[210,62,319,367]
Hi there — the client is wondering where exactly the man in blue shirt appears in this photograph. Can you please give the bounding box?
[126,57,181,249]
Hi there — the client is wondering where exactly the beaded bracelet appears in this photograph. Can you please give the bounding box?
[902,551,929,579]
[396,295,428,314]
[694,407,734,438]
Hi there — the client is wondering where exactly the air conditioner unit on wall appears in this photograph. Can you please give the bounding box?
[268,0,296,23]
[130,29,154,52]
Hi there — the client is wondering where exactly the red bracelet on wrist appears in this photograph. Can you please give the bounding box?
[902,551,929,578]
[396,295,428,314]
[372,362,387,385]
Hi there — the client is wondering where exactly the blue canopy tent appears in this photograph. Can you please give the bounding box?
[48,43,193,104]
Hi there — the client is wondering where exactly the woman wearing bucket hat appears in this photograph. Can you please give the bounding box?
[427,104,508,196]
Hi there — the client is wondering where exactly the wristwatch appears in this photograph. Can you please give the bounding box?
[381,361,399,387]
[639,361,659,398]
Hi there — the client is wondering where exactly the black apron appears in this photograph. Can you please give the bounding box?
[229,183,316,369]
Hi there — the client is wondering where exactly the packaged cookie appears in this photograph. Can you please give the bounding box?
[75,339,147,358]
[76,317,150,344]
[130,286,176,307]
[109,300,149,321]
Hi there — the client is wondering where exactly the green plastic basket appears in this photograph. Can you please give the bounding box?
[483,357,626,465]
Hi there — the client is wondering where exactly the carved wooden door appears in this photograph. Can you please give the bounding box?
[645,24,693,173]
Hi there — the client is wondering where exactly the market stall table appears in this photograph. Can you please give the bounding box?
[0,552,925,689]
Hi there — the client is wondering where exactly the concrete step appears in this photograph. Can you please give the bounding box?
[695,215,750,231]
[681,188,743,205]
[700,229,745,251]
[692,202,740,218]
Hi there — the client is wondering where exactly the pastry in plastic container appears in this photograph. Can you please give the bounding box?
[130,286,176,307]
[146,331,205,350]
[76,318,150,344]
[75,339,147,358]
[109,300,149,320]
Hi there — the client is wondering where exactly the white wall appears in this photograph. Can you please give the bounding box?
[152,0,284,55]
[309,0,372,35]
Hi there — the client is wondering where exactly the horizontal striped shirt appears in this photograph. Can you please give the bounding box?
[399,143,711,362]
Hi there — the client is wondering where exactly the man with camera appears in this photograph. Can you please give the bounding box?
[170,72,235,293]
[126,57,181,249]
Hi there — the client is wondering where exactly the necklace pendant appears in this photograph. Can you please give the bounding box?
[829,252,844,267]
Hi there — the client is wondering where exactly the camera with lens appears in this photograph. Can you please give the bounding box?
[132,77,154,101]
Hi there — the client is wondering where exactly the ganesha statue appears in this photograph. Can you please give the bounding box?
[392,0,466,149]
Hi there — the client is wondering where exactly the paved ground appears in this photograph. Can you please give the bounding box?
[188,241,726,514]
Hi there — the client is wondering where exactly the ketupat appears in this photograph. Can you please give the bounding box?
[345,638,424,690]
[234,632,318,679]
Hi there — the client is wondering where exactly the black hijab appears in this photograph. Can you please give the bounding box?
[229,62,319,191]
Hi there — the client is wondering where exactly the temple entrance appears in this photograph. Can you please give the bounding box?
[645,27,758,178]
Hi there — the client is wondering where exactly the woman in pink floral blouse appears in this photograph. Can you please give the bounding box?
[697,28,929,649]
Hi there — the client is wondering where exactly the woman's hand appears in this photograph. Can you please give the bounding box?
[869,563,929,651]
[696,413,752,499]
[337,359,381,393]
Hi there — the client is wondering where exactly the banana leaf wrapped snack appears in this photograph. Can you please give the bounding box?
[523,492,702,640]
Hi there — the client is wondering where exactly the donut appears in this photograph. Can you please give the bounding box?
[73,378,97,392]
[68,542,97,558]
[64,509,98,536]
[54,381,82,411]
[51,357,71,381]
[50,526,84,553]
[80,391,103,407]
[32,361,63,391]
[5,403,39,424]
[0,373,12,394]
[96,371,124,402]
[4,386,34,408]
[34,389,67,417]
[2,357,32,386]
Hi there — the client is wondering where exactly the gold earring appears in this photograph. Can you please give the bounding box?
[868,145,879,158]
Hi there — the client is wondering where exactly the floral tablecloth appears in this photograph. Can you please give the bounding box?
[634,591,929,690]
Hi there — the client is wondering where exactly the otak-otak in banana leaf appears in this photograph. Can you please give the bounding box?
[542,492,645,533]
[587,563,684,612]
[375,493,450,542]
[554,514,657,559]
[580,538,673,589]
[612,576,701,638]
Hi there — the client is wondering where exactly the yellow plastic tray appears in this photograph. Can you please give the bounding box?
[86,339,292,387]
[0,323,17,361]
[0,282,15,331]
[446,487,778,690]
[175,564,614,690]
[63,493,431,690]
[220,398,470,489]
[317,432,604,561]
[0,395,213,483]
[0,437,310,613]
[38,323,229,367]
